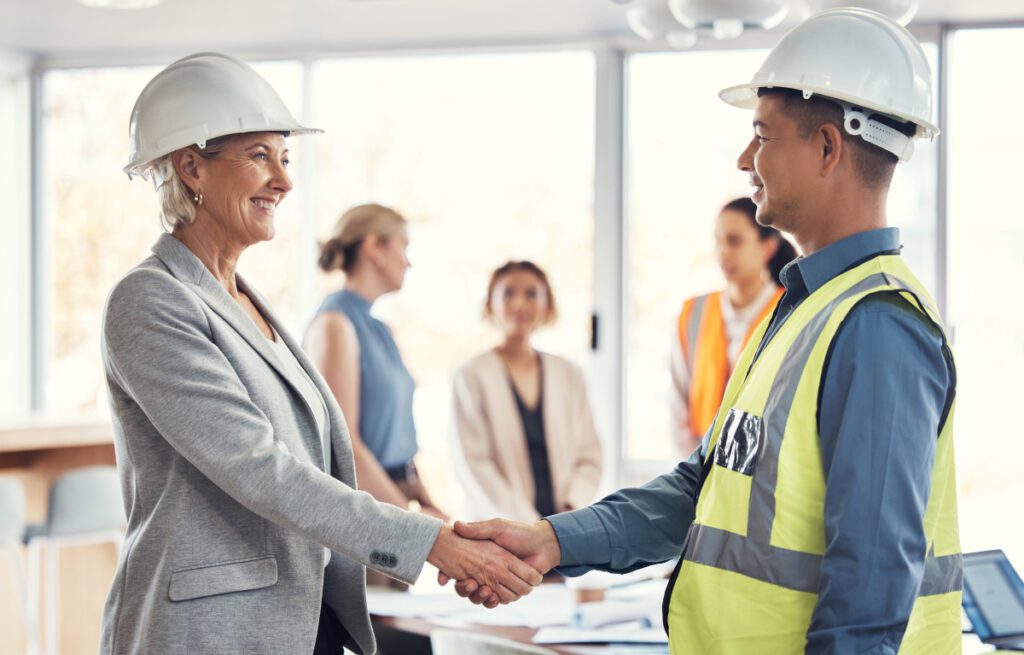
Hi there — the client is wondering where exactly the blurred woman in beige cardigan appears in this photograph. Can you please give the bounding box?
[452,261,603,522]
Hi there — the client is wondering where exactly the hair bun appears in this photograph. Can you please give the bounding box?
[318,238,343,272]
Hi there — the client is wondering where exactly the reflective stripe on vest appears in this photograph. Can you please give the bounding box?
[668,257,962,654]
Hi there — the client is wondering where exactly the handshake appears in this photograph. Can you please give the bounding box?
[426,519,562,609]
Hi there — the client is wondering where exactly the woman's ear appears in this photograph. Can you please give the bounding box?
[362,233,384,259]
[172,148,202,195]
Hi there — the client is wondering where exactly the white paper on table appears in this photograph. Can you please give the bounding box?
[367,584,575,628]
[567,647,670,655]
[572,599,661,629]
[366,589,469,618]
[532,625,669,645]
[564,561,676,591]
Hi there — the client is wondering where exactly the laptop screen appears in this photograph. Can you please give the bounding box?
[963,550,1024,640]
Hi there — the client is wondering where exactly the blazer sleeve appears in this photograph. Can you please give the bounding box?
[563,362,603,510]
[102,269,440,584]
[451,364,542,522]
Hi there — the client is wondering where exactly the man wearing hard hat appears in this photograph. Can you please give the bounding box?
[445,8,960,653]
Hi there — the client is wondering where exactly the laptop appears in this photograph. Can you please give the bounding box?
[963,549,1024,650]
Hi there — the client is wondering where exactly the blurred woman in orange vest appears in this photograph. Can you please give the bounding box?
[670,197,798,455]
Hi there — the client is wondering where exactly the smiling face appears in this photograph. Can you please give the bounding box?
[489,270,551,341]
[736,94,820,236]
[192,132,293,247]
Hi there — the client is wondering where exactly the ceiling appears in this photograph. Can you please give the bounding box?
[1,0,1022,62]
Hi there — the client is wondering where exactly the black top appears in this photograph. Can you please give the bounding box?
[509,369,556,518]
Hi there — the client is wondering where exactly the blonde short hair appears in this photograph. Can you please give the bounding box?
[318,204,407,273]
[151,135,235,231]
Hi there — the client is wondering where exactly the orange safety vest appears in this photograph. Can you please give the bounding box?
[677,287,783,438]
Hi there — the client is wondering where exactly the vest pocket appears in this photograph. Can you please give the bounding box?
[168,555,278,601]
[713,409,763,476]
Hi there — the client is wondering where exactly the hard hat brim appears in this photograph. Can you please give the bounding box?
[124,124,324,179]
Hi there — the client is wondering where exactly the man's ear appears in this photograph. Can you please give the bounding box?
[818,122,844,178]
[171,148,202,195]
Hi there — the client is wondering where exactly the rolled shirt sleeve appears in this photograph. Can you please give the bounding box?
[548,447,704,576]
[808,293,952,654]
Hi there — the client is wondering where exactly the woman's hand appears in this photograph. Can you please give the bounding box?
[426,524,543,608]
[420,504,450,522]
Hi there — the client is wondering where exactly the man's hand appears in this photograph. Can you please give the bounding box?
[426,524,543,608]
[437,519,562,606]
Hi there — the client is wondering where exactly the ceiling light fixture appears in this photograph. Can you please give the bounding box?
[77,0,162,9]
[668,0,789,39]
[626,0,682,41]
[625,0,700,49]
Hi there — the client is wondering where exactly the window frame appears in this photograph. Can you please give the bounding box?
[23,22,1024,490]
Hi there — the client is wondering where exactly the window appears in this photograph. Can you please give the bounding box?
[947,28,1024,564]
[888,44,939,294]
[0,55,31,419]
[41,61,303,417]
[42,65,162,417]
[309,52,596,514]
[37,52,594,515]
[624,49,769,475]
[623,45,939,480]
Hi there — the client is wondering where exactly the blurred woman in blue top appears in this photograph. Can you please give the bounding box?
[305,204,447,541]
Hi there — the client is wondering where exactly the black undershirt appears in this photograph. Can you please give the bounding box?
[509,372,556,518]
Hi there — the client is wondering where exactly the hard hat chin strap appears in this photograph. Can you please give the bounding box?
[832,99,915,162]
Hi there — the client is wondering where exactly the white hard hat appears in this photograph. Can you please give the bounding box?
[719,7,935,162]
[125,52,321,181]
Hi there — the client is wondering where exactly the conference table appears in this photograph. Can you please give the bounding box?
[368,571,1004,655]
[367,571,670,655]
[372,614,666,654]
[371,614,1006,655]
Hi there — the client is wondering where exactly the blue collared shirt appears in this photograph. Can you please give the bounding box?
[548,228,953,654]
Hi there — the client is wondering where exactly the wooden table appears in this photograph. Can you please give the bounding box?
[0,418,118,655]
[372,608,666,654]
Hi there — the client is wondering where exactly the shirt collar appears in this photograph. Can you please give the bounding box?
[780,227,901,297]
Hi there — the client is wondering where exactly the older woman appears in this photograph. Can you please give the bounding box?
[100,52,538,655]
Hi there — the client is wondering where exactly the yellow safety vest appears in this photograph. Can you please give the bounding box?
[667,254,962,654]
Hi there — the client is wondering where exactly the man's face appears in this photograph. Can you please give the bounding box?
[736,94,820,234]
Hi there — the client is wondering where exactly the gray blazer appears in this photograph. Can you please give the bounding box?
[99,234,441,655]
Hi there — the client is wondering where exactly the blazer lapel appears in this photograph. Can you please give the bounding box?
[239,278,355,480]
[150,234,328,469]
